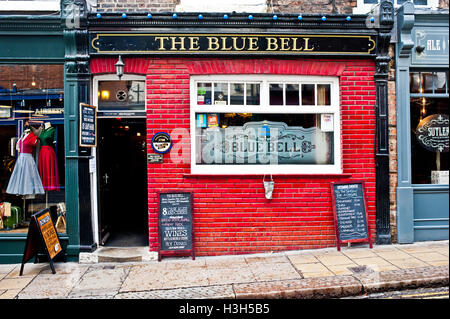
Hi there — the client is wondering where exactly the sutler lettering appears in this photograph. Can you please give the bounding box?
[428,126,449,137]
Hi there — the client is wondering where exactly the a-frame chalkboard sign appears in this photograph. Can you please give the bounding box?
[157,191,195,261]
[20,208,63,276]
[330,181,373,251]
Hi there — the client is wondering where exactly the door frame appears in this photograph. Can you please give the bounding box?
[91,74,147,246]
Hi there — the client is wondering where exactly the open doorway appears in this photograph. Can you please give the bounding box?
[97,118,148,247]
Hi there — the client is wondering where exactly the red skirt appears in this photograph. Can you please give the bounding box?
[38,145,60,191]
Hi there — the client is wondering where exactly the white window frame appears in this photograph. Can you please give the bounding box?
[353,0,439,14]
[190,75,342,175]
[93,74,147,118]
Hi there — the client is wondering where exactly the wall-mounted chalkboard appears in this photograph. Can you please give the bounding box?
[157,191,195,261]
[330,181,373,251]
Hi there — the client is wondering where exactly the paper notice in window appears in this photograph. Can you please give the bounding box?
[321,114,334,132]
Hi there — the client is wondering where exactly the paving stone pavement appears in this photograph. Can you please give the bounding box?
[0,240,447,299]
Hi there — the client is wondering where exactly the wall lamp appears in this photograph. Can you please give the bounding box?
[115,55,125,80]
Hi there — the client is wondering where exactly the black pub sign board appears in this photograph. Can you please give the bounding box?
[20,208,63,276]
[79,103,97,148]
[330,181,373,251]
[157,191,195,261]
[90,33,376,56]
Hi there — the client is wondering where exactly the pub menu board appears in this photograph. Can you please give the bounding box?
[330,181,373,251]
[157,192,195,261]
[20,208,63,276]
[79,103,97,147]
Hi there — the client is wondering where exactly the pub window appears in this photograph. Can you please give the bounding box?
[191,75,341,175]
[197,82,260,106]
[410,71,449,185]
[98,80,146,111]
[0,64,66,234]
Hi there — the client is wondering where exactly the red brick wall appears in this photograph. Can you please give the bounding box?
[141,57,377,256]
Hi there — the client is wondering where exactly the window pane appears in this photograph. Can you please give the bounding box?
[197,82,212,105]
[246,84,260,105]
[422,72,434,93]
[230,83,244,105]
[410,98,449,184]
[302,84,315,105]
[269,84,283,105]
[196,113,334,165]
[433,72,447,94]
[286,84,300,105]
[98,80,146,111]
[317,84,331,106]
[214,83,228,105]
[410,72,421,93]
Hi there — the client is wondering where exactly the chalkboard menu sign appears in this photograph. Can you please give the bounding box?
[157,191,195,261]
[79,103,97,147]
[330,181,373,251]
[20,208,63,276]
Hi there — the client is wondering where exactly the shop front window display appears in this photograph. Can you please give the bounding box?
[0,64,66,234]
[191,75,340,175]
[410,71,449,185]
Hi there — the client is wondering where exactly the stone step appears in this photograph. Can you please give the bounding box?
[79,247,157,263]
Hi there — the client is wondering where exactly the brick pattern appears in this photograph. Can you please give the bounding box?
[0,65,63,91]
[96,0,358,13]
[387,44,397,243]
[271,0,357,14]
[95,0,447,13]
[144,58,377,256]
[388,76,397,243]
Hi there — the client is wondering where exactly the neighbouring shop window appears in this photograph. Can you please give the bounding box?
[191,75,340,174]
[0,64,66,234]
[410,71,449,185]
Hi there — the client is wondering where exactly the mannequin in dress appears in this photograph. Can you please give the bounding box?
[17,125,31,148]
[28,121,59,191]
[6,124,44,195]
